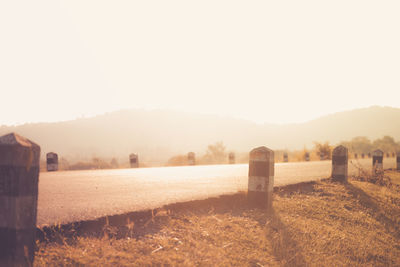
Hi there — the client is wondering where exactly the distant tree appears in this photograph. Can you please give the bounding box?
[314,141,332,159]
[351,136,373,153]
[204,141,227,164]
[339,135,400,154]
[372,136,399,152]
[339,136,372,153]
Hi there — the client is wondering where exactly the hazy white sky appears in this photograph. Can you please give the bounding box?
[1,1,399,125]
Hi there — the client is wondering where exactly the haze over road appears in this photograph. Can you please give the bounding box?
[38,158,396,226]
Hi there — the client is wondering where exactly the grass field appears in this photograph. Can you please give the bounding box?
[35,172,400,266]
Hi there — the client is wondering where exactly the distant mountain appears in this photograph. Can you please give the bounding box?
[274,106,400,148]
[1,106,399,164]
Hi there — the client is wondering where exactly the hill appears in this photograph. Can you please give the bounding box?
[1,106,399,164]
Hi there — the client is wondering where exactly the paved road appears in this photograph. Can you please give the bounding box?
[37,158,396,226]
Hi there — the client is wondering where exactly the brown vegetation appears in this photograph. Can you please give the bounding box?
[35,172,400,266]
[166,142,233,166]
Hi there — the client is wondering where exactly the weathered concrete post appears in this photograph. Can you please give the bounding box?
[129,153,138,168]
[368,152,371,158]
[305,152,310,161]
[46,152,58,171]
[283,152,288,162]
[354,153,358,159]
[331,145,348,182]
[228,152,235,164]
[0,133,40,266]
[188,152,195,165]
[372,149,383,174]
[248,147,274,209]
[386,152,390,158]
[320,152,325,161]
[392,152,395,158]
[396,151,400,171]
[361,153,365,159]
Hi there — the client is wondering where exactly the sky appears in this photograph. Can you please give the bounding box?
[0,1,399,126]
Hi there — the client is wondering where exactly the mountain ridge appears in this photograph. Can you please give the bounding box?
[1,106,399,163]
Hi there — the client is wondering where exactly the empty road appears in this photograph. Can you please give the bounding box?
[37,158,396,226]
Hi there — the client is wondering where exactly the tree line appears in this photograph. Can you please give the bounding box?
[40,136,400,170]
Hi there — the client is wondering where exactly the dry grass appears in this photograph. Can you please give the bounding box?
[35,172,400,266]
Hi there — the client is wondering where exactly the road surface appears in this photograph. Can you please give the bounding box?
[37,158,396,226]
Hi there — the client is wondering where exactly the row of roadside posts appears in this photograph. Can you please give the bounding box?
[1,133,400,266]
[45,151,235,171]
[283,151,397,162]
[43,150,398,172]
[248,146,398,209]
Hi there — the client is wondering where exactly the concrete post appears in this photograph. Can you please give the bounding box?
[129,153,138,168]
[372,149,383,174]
[228,152,235,164]
[46,152,58,171]
[396,152,400,171]
[320,153,325,161]
[305,152,310,161]
[248,146,274,209]
[386,152,389,158]
[361,153,365,159]
[331,145,348,182]
[368,152,371,158]
[188,152,195,165]
[283,152,288,162]
[354,153,358,159]
[0,133,40,266]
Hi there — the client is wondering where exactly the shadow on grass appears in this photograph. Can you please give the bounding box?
[167,190,308,266]
[37,209,162,244]
[344,182,400,239]
[263,208,307,267]
[37,193,252,244]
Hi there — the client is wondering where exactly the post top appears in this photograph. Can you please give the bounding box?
[129,153,137,158]
[333,145,348,154]
[46,152,58,156]
[249,146,274,161]
[250,146,273,154]
[0,133,39,148]
[0,133,40,167]
[373,149,383,156]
